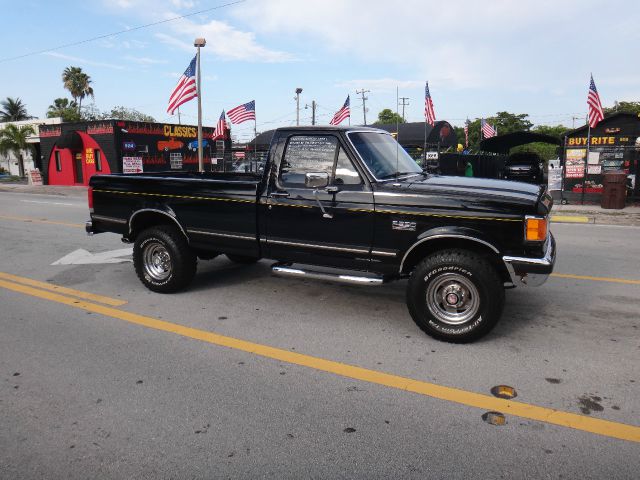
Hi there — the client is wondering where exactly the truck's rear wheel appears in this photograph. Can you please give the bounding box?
[406,249,504,343]
[133,225,196,293]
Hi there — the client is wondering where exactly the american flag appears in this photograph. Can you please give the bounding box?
[587,74,604,128]
[227,100,256,124]
[463,119,470,147]
[481,118,497,138]
[330,95,350,125]
[424,82,436,126]
[167,55,197,115]
[213,110,227,140]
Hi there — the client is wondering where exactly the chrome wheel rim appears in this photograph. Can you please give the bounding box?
[426,273,480,325]
[143,241,172,281]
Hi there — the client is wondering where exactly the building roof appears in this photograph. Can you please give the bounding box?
[480,131,561,154]
[566,112,640,136]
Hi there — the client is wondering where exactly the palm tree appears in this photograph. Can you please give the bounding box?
[47,97,80,122]
[0,124,35,178]
[0,97,32,122]
[62,66,94,115]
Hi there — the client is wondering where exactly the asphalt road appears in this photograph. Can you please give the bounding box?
[1,190,639,479]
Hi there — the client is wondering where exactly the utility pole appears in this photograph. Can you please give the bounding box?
[295,88,303,126]
[572,116,580,129]
[356,88,370,125]
[305,101,317,125]
[399,97,410,121]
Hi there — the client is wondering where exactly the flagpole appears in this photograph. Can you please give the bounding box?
[177,106,181,125]
[254,118,257,168]
[195,38,206,173]
[582,124,591,205]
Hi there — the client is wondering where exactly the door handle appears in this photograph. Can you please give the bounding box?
[271,192,290,199]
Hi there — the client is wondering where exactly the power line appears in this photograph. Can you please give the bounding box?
[0,0,246,63]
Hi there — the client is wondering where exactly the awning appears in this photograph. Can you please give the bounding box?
[480,131,561,154]
[56,131,83,150]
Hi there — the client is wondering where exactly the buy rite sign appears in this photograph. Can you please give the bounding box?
[567,136,633,146]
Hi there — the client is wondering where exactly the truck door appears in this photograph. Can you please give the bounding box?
[265,134,374,270]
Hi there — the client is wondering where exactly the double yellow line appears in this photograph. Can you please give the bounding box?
[1,271,639,443]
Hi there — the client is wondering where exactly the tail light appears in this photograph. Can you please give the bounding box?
[88,187,94,212]
[525,216,547,242]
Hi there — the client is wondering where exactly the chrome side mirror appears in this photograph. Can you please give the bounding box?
[305,172,329,189]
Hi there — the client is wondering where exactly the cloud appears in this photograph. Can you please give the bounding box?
[43,52,126,70]
[233,0,621,89]
[156,16,295,62]
[124,55,168,65]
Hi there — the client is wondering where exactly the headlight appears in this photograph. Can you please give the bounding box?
[525,216,547,242]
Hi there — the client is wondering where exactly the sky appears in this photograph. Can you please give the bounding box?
[1,0,639,142]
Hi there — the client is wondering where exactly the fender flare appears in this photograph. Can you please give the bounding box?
[399,226,501,274]
[128,208,188,240]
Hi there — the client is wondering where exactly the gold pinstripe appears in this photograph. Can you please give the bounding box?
[92,189,254,204]
[94,189,522,222]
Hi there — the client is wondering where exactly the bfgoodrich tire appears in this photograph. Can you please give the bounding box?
[406,249,504,343]
[133,225,197,293]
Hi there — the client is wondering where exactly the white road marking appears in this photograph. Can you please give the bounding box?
[21,200,76,207]
[52,248,133,265]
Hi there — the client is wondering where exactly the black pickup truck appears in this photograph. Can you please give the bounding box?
[87,126,556,343]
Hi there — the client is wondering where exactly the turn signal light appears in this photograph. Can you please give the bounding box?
[525,217,547,242]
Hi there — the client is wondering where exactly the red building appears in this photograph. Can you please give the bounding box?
[38,120,226,186]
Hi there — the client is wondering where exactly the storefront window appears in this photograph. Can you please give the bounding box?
[55,151,61,171]
[95,149,102,171]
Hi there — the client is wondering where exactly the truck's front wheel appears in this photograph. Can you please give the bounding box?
[133,225,196,293]
[406,249,504,343]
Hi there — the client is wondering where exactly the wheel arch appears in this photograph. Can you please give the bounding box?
[127,209,188,243]
[400,230,510,283]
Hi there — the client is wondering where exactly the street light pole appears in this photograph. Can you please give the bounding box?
[295,88,303,126]
[194,37,206,173]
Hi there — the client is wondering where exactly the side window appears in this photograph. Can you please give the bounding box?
[55,151,62,171]
[280,135,337,187]
[334,148,362,185]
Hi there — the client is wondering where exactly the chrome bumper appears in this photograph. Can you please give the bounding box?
[502,233,556,287]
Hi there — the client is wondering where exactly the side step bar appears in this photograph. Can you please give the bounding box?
[272,263,384,286]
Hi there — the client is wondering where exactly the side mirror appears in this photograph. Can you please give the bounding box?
[305,172,329,189]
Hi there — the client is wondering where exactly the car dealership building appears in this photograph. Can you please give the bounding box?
[38,120,225,186]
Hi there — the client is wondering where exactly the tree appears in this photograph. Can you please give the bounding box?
[374,108,405,125]
[455,112,534,152]
[0,124,35,177]
[603,101,640,117]
[511,124,569,161]
[0,97,32,122]
[47,98,80,122]
[62,66,94,114]
[102,106,155,122]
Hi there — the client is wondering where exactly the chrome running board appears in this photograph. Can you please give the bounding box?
[271,263,384,286]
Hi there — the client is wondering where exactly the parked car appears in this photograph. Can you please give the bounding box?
[502,152,544,184]
[87,126,555,343]
[187,139,209,151]
[157,138,184,151]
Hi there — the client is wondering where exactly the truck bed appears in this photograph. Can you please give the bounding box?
[89,171,263,257]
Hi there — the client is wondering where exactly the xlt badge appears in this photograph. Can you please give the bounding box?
[392,220,416,231]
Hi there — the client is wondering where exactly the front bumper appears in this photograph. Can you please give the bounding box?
[502,233,556,287]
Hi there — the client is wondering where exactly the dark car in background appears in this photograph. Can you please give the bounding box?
[502,152,544,185]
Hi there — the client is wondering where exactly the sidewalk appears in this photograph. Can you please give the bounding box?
[0,183,87,197]
[551,203,640,226]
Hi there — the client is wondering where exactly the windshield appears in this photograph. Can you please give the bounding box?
[348,132,422,180]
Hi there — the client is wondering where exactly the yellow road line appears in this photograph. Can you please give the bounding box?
[0,277,638,443]
[551,215,591,223]
[551,273,640,286]
[0,214,83,229]
[0,272,127,306]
